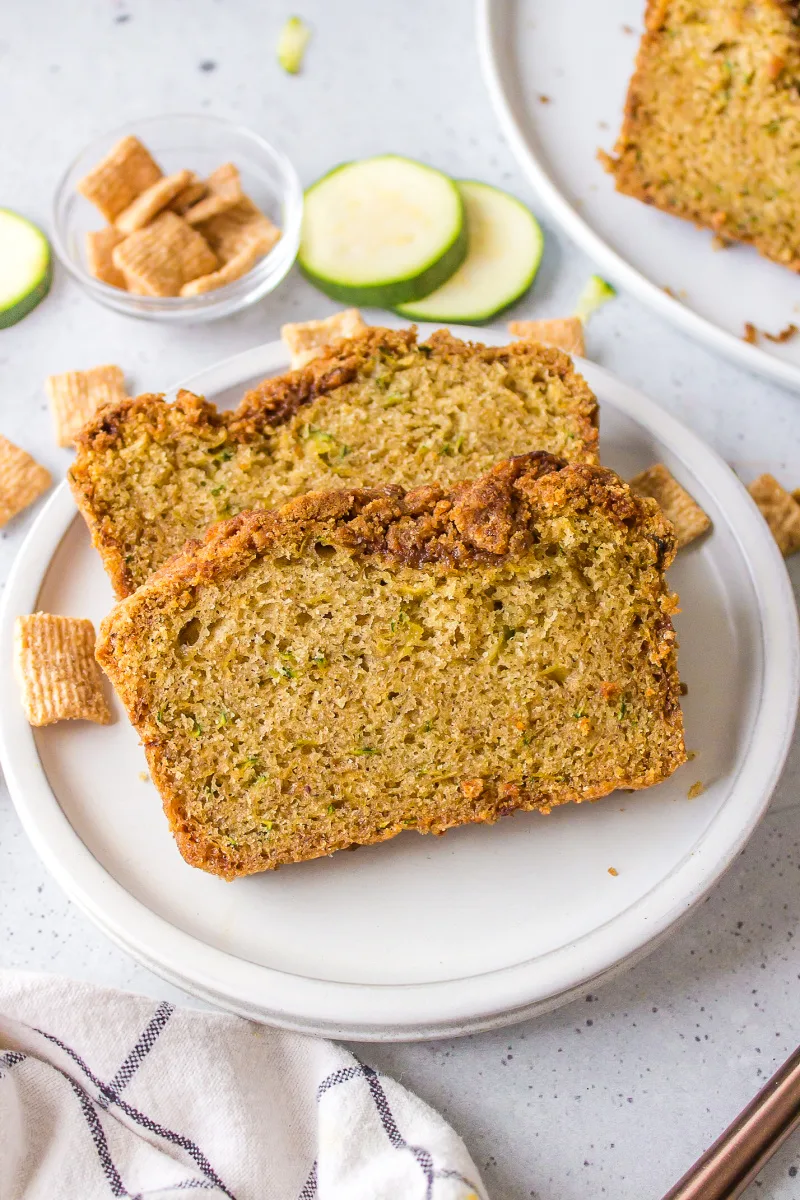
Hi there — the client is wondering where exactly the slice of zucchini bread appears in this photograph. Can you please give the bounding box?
[69,327,599,598]
[608,0,800,270]
[97,453,686,880]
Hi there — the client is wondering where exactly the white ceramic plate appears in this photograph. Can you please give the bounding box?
[1,326,798,1042]
[477,0,800,393]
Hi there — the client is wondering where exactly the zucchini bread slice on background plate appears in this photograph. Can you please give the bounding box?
[69,326,598,597]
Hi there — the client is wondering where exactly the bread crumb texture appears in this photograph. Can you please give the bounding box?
[610,0,800,270]
[97,453,686,879]
[70,327,600,597]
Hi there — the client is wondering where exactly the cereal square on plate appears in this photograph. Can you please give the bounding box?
[630,463,711,550]
[14,613,111,726]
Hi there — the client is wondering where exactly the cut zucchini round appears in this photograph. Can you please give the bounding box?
[0,209,52,330]
[299,155,468,307]
[395,181,543,323]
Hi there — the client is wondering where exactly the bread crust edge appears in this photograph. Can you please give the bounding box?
[69,327,600,598]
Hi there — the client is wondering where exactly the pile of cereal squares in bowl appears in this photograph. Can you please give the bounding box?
[78,135,282,298]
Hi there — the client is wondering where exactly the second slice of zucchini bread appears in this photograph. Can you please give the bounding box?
[608,0,800,270]
[70,326,599,597]
[97,452,686,880]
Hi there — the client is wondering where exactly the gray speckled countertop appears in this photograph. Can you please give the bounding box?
[1,2,799,1197]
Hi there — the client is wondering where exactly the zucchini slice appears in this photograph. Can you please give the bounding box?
[0,209,52,330]
[395,181,543,323]
[299,155,467,307]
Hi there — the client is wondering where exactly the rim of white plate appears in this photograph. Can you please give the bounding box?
[475,0,800,395]
[0,331,797,1041]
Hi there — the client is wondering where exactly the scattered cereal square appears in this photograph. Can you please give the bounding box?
[630,463,711,549]
[85,227,127,288]
[115,169,194,234]
[14,613,111,726]
[184,163,243,225]
[508,317,586,357]
[747,474,800,556]
[112,211,218,297]
[0,436,51,526]
[77,135,162,222]
[281,309,368,369]
[46,364,127,447]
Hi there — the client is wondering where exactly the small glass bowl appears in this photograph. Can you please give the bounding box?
[52,114,303,323]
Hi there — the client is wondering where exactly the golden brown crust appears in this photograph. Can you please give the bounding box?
[74,327,599,454]
[232,327,416,433]
[73,388,227,455]
[233,327,598,444]
[124,452,676,597]
[70,327,601,599]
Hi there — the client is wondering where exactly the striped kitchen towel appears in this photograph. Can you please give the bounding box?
[0,971,487,1200]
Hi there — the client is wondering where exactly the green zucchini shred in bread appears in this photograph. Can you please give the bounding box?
[97,453,686,880]
[609,0,800,270]
[69,327,599,597]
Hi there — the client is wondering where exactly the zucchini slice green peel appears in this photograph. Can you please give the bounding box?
[395,180,543,324]
[0,209,52,330]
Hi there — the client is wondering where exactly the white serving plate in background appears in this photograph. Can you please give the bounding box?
[0,325,797,1040]
[477,0,800,393]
